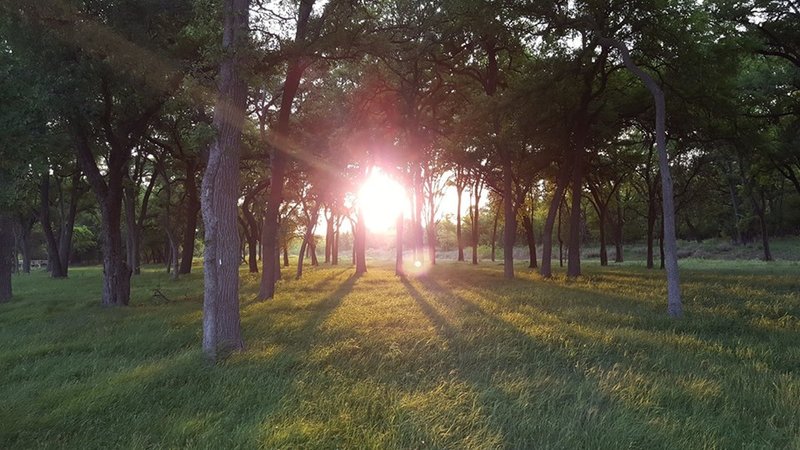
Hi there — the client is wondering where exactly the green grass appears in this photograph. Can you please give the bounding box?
[1,260,799,449]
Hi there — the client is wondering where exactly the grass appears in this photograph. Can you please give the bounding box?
[1,259,799,449]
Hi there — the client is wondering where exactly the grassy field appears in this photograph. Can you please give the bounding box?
[1,259,799,449]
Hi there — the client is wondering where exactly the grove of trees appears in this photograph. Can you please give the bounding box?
[1,0,798,359]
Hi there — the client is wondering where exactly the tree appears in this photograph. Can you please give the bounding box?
[200,0,249,359]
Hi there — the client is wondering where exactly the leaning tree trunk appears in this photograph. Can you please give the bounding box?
[200,0,248,359]
[259,0,314,300]
[540,164,570,278]
[57,169,82,277]
[0,214,13,302]
[471,181,481,265]
[602,37,682,317]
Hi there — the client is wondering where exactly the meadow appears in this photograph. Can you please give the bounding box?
[1,259,799,449]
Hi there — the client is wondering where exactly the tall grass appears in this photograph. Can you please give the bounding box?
[1,261,798,449]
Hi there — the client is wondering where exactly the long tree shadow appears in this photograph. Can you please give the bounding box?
[415,275,799,447]
[400,276,681,448]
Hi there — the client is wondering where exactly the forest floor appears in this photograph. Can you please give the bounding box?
[1,260,799,449]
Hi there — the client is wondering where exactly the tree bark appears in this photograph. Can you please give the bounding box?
[396,212,404,277]
[614,190,624,262]
[179,159,200,274]
[259,0,314,300]
[200,0,248,359]
[490,205,498,262]
[522,214,537,269]
[355,209,367,275]
[602,37,682,317]
[471,177,482,265]
[40,172,67,278]
[502,161,515,278]
[0,214,13,302]
[540,164,570,277]
[456,184,465,262]
[567,148,585,278]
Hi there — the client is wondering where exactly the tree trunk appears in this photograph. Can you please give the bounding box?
[99,191,132,306]
[40,172,67,278]
[456,185,464,261]
[332,219,340,265]
[752,190,773,261]
[614,191,624,262]
[199,0,248,359]
[179,159,200,274]
[325,209,333,263]
[646,196,656,269]
[396,212,404,277]
[502,161,515,278]
[247,232,258,273]
[522,214,537,269]
[0,214,13,302]
[540,164,570,277]
[567,150,585,278]
[490,206,498,262]
[0,213,15,303]
[471,179,481,265]
[598,209,608,266]
[124,184,139,275]
[355,209,367,275]
[260,0,315,299]
[602,37,682,317]
[57,170,82,276]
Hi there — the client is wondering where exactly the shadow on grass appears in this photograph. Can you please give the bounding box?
[400,276,678,448]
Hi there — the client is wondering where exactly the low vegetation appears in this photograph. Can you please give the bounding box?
[2,261,798,449]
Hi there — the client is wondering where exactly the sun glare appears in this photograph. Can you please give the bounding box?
[357,169,409,233]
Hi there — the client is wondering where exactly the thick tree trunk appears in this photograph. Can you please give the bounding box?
[456,186,464,261]
[99,192,132,306]
[602,37,682,317]
[179,160,200,274]
[522,214,537,269]
[0,214,13,302]
[200,0,248,359]
[540,164,570,277]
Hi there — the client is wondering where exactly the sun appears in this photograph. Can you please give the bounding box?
[357,168,409,233]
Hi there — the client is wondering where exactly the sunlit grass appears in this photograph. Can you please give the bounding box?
[1,260,798,448]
